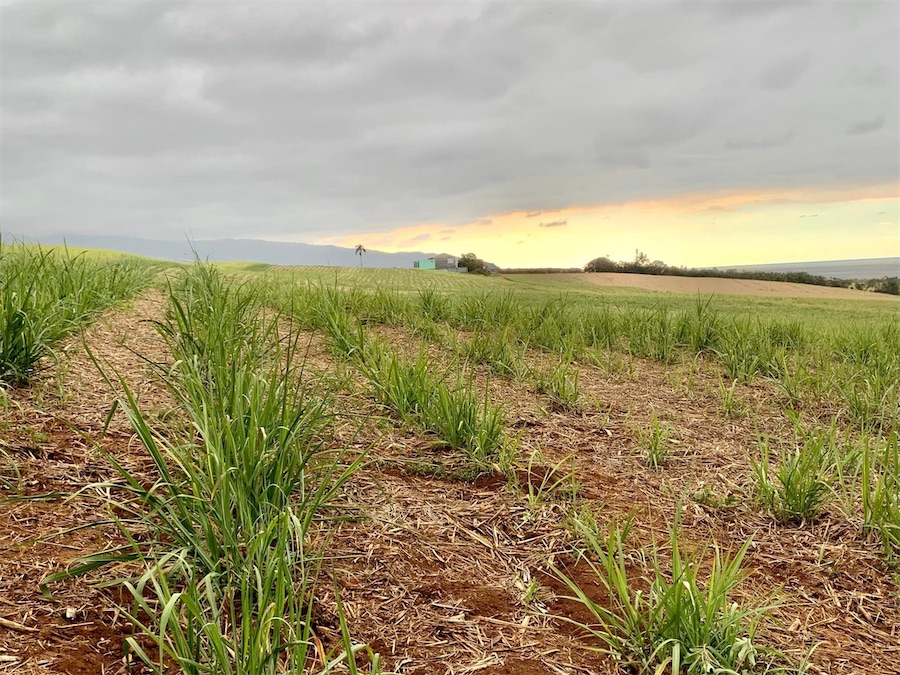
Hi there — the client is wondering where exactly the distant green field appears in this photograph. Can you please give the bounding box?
[7,241,154,262]
[7,242,895,330]
[217,262,898,328]
[0,243,154,383]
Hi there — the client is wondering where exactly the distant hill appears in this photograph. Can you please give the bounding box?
[5,234,437,269]
[722,257,899,280]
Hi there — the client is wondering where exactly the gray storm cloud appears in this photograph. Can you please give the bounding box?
[1,0,897,240]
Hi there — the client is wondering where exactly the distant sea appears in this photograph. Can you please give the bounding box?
[722,257,900,280]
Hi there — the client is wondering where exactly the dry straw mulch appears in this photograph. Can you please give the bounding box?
[1,292,898,674]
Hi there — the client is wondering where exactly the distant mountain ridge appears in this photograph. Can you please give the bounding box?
[722,257,899,280]
[5,234,438,269]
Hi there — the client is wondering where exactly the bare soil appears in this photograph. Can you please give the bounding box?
[2,291,897,674]
[578,272,900,300]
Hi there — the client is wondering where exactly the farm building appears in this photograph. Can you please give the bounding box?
[413,254,467,272]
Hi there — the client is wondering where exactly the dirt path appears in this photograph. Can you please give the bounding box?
[0,291,169,675]
[325,472,612,674]
[579,272,900,300]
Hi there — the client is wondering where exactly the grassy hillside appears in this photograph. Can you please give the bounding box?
[222,263,898,328]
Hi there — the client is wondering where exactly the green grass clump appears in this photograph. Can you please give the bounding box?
[462,327,528,378]
[514,451,581,519]
[44,263,375,673]
[0,242,151,384]
[418,286,451,322]
[752,434,834,525]
[364,350,508,470]
[719,378,742,418]
[862,432,900,564]
[521,298,586,356]
[534,358,580,411]
[354,334,509,472]
[362,343,432,421]
[317,289,371,362]
[424,375,506,464]
[556,510,774,674]
[676,296,722,354]
[453,291,518,329]
[624,307,679,364]
[639,415,671,469]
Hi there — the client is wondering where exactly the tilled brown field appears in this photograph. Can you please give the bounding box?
[1,290,898,675]
[578,273,900,301]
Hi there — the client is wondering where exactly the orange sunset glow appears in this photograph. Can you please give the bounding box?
[322,184,900,268]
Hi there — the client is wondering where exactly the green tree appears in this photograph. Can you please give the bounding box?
[459,252,490,276]
[584,256,618,272]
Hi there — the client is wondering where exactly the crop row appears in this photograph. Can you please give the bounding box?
[266,283,898,431]
[0,243,153,384]
[26,263,895,672]
[43,264,386,673]
[275,280,819,672]
[272,280,900,566]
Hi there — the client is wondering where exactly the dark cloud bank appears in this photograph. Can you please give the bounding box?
[1,1,897,242]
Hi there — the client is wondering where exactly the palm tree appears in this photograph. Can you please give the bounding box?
[355,244,366,268]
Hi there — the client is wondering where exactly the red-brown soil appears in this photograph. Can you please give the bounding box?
[578,272,900,300]
[2,291,897,674]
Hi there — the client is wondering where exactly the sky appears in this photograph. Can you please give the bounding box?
[1,0,898,268]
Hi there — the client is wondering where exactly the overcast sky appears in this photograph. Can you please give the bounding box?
[1,1,898,266]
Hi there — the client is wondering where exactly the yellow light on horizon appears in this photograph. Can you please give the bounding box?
[317,184,899,268]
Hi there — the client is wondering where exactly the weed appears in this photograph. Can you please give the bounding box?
[862,432,900,564]
[511,450,581,519]
[639,415,671,469]
[753,435,834,525]
[692,485,739,510]
[719,377,742,418]
[535,358,580,411]
[555,509,776,674]
[515,567,551,613]
[0,444,21,496]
